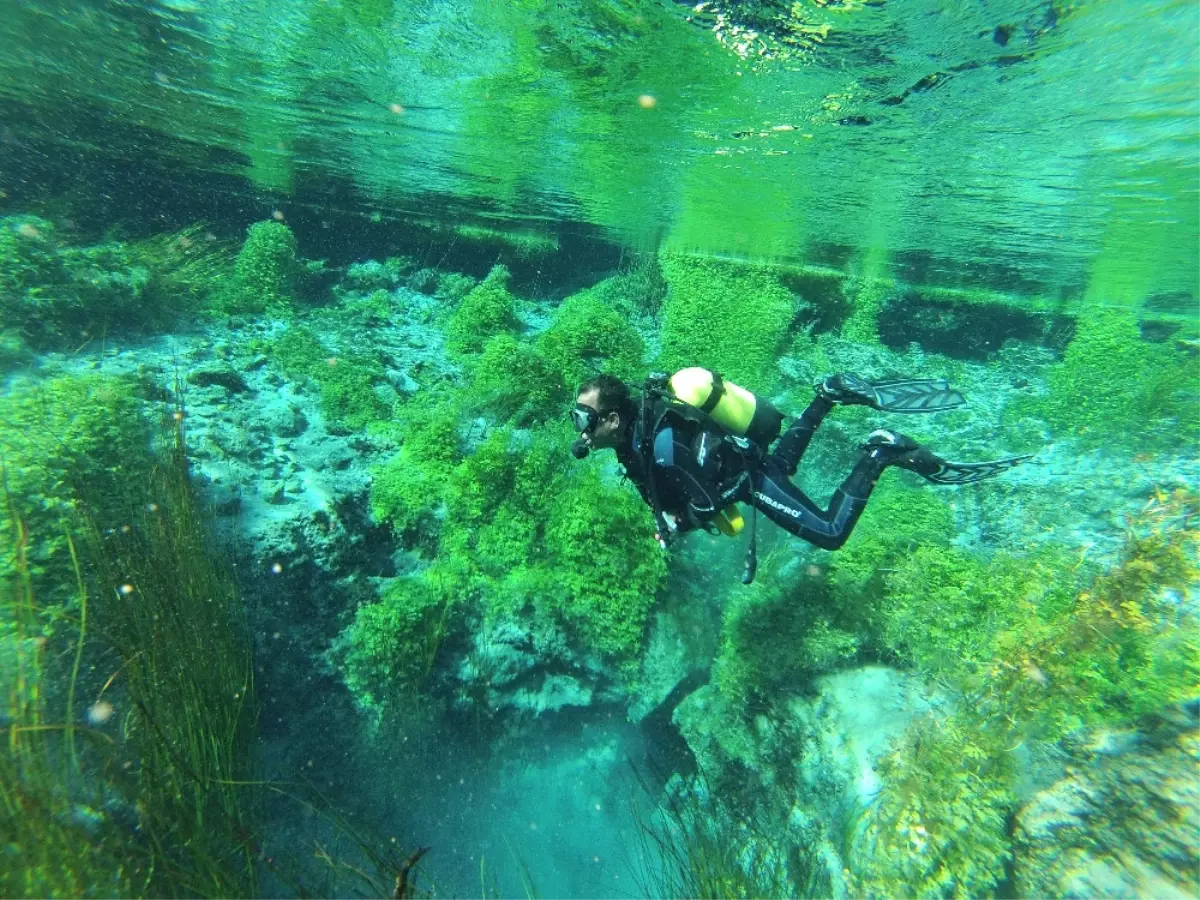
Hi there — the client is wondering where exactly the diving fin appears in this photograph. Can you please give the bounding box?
[818,373,967,413]
[915,454,1034,485]
[864,429,1033,485]
[868,378,967,413]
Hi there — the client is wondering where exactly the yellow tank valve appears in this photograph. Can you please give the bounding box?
[713,504,745,537]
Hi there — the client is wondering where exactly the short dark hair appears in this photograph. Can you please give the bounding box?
[577,374,634,419]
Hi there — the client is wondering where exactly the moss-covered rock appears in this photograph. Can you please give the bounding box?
[329,575,450,721]
[535,290,646,389]
[217,220,303,316]
[1012,710,1200,900]
[445,264,521,357]
[714,572,860,711]
[369,405,464,551]
[1018,307,1198,448]
[827,479,956,601]
[850,713,1014,900]
[463,333,560,425]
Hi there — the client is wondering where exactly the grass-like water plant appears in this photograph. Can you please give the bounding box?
[630,773,827,900]
[3,395,436,897]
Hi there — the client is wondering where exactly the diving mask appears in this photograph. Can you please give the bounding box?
[570,403,601,434]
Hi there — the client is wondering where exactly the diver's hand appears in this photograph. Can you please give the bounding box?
[654,512,679,548]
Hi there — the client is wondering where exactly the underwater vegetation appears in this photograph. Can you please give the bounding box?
[0,0,1194,895]
[1,389,258,897]
[657,253,799,390]
[0,216,227,355]
[631,773,823,900]
[0,378,431,898]
[718,481,1199,899]
[0,191,1195,898]
[1017,306,1200,448]
[349,423,668,720]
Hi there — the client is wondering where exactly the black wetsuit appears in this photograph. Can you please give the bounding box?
[615,395,888,551]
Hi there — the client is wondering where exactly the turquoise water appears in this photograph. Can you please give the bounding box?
[1,1,1197,898]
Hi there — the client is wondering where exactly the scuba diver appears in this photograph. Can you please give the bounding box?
[569,369,1032,583]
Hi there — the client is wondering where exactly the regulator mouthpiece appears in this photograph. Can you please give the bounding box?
[570,437,591,460]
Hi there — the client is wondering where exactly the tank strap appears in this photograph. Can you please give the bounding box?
[698,371,725,414]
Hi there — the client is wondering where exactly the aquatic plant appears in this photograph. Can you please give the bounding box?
[980,487,1200,740]
[444,426,667,658]
[463,333,561,425]
[369,402,464,551]
[657,253,800,389]
[2,407,259,898]
[871,544,1059,687]
[2,526,145,898]
[271,325,393,431]
[329,574,452,722]
[714,570,860,712]
[444,264,522,357]
[541,455,668,658]
[343,0,393,28]
[365,423,666,674]
[827,480,956,601]
[128,226,238,316]
[849,713,1013,900]
[3,398,431,897]
[839,276,889,345]
[216,220,303,316]
[453,223,560,259]
[836,487,1199,897]
[535,290,646,389]
[1019,307,1198,447]
[631,774,825,900]
[573,260,668,324]
[0,215,166,350]
[873,488,1199,743]
[0,373,155,605]
[460,281,648,427]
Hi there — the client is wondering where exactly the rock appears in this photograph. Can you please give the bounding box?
[629,611,694,723]
[512,674,594,716]
[261,402,308,438]
[187,367,250,393]
[209,483,242,516]
[1012,708,1200,899]
[790,666,944,810]
[343,260,397,292]
[672,664,947,898]
[264,481,290,505]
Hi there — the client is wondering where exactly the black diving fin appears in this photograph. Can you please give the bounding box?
[913,453,1034,485]
[869,378,967,413]
[818,373,967,414]
[863,429,1034,485]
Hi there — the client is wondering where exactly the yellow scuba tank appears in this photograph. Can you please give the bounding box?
[667,367,783,449]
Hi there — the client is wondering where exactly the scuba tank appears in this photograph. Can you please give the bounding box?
[667,367,783,449]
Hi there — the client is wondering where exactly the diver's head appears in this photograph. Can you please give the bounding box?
[571,374,633,457]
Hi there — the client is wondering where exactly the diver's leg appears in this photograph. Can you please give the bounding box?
[744,454,889,551]
[771,395,833,476]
